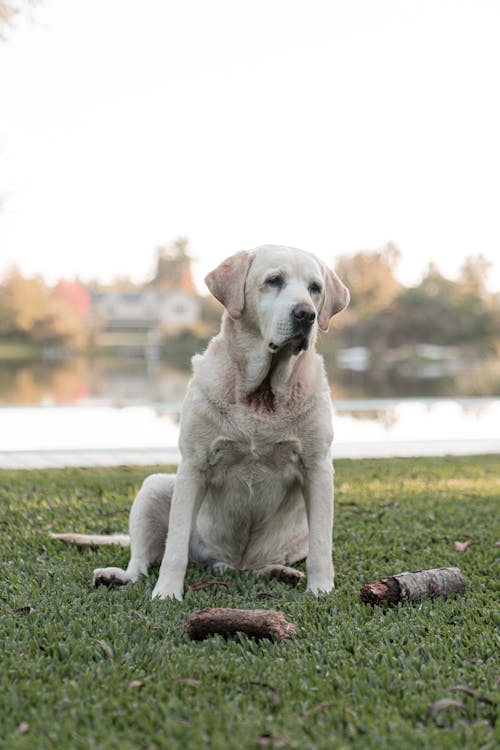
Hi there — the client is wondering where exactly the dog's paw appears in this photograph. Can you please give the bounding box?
[210,560,234,574]
[151,581,184,601]
[93,567,130,588]
[266,565,305,586]
[255,564,305,586]
[306,577,334,595]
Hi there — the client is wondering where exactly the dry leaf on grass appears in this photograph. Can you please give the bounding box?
[187,580,229,591]
[127,680,144,691]
[16,722,29,734]
[338,502,367,514]
[453,540,472,552]
[424,697,466,720]
[449,685,494,704]
[95,639,114,658]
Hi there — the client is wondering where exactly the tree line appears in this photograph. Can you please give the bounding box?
[0,241,498,358]
[333,244,499,355]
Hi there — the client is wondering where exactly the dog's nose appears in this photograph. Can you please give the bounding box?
[292,304,316,327]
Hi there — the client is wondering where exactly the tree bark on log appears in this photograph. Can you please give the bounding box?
[182,608,297,641]
[361,567,465,605]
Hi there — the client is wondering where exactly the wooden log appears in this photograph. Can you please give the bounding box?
[50,532,130,547]
[182,607,297,641]
[360,567,465,605]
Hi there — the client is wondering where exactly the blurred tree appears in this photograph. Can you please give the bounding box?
[149,237,196,292]
[87,275,140,292]
[350,261,499,353]
[0,2,16,38]
[335,242,402,320]
[0,269,88,347]
[0,268,48,335]
[458,254,492,300]
[0,1,36,40]
[33,295,88,348]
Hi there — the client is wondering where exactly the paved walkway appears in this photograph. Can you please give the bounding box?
[1,439,498,469]
[0,447,180,470]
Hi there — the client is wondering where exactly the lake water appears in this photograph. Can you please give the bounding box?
[0,357,499,466]
[1,398,499,467]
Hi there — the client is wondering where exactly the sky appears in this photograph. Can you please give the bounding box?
[0,0,499,292]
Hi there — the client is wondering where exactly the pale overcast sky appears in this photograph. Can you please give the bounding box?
[0,0,499,290]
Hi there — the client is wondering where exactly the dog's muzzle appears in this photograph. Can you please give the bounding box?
[292,303,316,330]
[268,304,316,353]
[291,304,316,351]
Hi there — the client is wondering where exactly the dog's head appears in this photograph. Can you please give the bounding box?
[205,245,349,353]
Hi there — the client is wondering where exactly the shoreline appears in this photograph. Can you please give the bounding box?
[1,438,499,469]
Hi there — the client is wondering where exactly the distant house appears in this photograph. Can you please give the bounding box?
[89,289,202,340]
[156,290,202,332]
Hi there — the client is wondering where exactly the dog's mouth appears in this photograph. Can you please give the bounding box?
[267,309,315,355]
[268,333,310,355]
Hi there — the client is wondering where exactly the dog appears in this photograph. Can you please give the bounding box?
[53,245,349,600]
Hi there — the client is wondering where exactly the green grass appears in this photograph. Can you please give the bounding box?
[0,456,499,749]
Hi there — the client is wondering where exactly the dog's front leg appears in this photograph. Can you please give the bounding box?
[152,462,206,601]
[303,459,334,594]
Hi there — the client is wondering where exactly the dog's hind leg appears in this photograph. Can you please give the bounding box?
[93,473,175,589]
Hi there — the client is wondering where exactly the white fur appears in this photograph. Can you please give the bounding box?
[86,246,349,600]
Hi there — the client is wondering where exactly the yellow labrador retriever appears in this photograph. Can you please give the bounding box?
[54,245,349,599]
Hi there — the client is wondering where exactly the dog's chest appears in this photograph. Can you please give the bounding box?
[206,434,303,489]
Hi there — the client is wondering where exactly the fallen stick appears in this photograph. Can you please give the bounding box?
[182,607,297,641]
[360,567,465,605]
[50,532,130,547]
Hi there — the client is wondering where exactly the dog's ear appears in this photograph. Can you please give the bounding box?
[318,265,350,332]
[204,251,253,319]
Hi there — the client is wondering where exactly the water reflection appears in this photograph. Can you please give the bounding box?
[336,408,398,429]
[1,398,499,459]
[2,352,499,408]
[0,357,191,407]
[332,398,500,447]
[1,357,499,460]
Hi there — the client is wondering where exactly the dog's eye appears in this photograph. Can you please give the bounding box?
[266,275,284,289]
[309,282,322,295]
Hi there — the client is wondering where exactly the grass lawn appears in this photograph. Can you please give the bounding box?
[1,455,499,749]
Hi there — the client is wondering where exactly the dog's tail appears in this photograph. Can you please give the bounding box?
[50,532,130,547]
